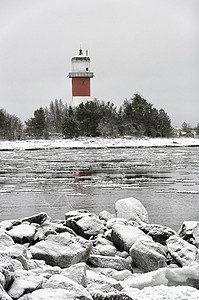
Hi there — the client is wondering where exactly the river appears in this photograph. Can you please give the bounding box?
[0,145,199,231]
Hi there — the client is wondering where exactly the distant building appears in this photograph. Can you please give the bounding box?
[68,48,94,107]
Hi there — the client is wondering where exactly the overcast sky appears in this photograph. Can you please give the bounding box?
[0,0,198,127]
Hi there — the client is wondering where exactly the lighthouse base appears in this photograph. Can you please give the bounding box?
[71,96,92,107]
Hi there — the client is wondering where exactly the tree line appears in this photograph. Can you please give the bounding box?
[1,94,198,140]
[25,94,173,139]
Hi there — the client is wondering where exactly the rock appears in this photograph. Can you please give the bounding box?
[61,262,87,287]
[139,223,176,245]
[166,235,198,267]
[30,232,92,268]
[90,290,133,299]
[112,270,132,281]
[7,224,36,244]
[0,285,12,300]
[99,210,114,221]
[130,235,166,272]
[106,218,128,229]
[115,197,148,224]
[111,224,145,252]
[43,274,92,299]
[88,254,131,271]
[95,244,117,256]
[178,221,199,248]
[65,210,105,239]
[8,276,43,299]
[21,212,50,225]
[18,288,90,300]
[0,229,15,247]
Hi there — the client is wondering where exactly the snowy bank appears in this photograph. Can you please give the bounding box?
[0,197,199,299]
[0,137,199,151]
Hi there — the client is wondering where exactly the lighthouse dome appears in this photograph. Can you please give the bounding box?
[71,48,91,73]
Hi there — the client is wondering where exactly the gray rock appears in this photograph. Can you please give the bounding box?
[43,274,92,299]
[8,276,43,299]
[30,232,92,268]
[99,210,114,221]
[21,212,50,225]
[178,221,199,248]
[61,262,87,287]
[139,223,176,245]
[65,210,105,239]
[0,229,15,247]
[166,235,199,267]
[111,224,145,252]
[115,197,148,224]
[7,224,36,244]
[88,254,131,271]
[130,235,166,272]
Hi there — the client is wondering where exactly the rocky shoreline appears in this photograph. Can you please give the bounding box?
[0,197,199,299]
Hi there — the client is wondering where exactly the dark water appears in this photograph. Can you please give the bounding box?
[0,146,199,231]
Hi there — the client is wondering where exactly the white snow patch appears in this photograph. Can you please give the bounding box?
[0,137,199,151]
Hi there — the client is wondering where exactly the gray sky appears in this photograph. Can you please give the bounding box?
[0,0,198,127]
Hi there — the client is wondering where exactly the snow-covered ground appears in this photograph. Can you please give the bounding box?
[0,137,199,151]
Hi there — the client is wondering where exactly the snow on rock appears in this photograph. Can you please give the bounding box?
[99,210,114,221]
[7,224,37,244]
[166,234,199,266]
[130,235,166,272]
[43,274,92,299]
[123,285,199,300]
[0,200,199,299]
[18,288,90,300]
[8,276,43,299]
[115,197,149,224]
[111,224,145,252]
[30,232,92,268]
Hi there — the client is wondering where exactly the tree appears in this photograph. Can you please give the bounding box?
[0,109,23,140]
[25,107,48,138]
[45,99,68,133]
[75,100,103,136]
[61,117,80,138]
[196,123,199,135]
[157,109,172,137]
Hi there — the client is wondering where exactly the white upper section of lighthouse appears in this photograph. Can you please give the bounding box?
[68,48,94,78]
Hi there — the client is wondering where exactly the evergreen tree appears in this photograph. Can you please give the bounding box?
[61,116,80,138]
[25,107,48,138]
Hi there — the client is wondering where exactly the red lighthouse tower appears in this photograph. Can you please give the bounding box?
[68,48,94,107]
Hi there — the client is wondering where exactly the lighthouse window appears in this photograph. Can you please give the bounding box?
[86,68,88,71]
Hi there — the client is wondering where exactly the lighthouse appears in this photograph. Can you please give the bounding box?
[68,48,94,107]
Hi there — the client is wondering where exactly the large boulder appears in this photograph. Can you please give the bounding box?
[115,197,148,224]
[166,235,199,267]
[178,221,199,248]
[88,254,131,271]
[30,232,92,268]
[111,224,145,252]
[7,224,36,244]
[65,210,105,239]
[139,223,176,245]
[130,235,166,272]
